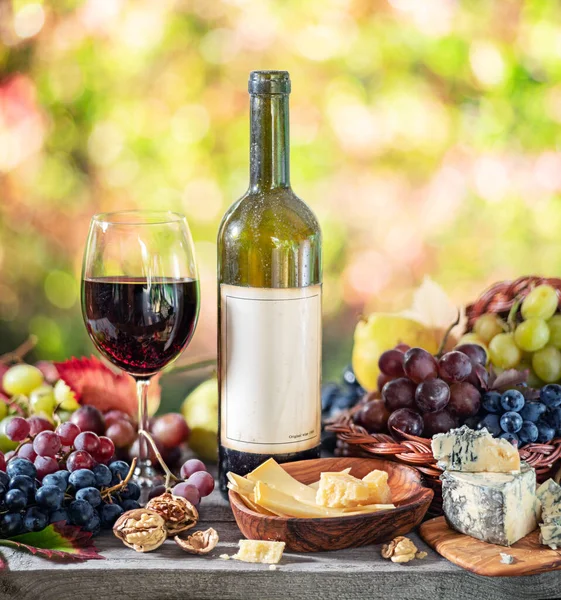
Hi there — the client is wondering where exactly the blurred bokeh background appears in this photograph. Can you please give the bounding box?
[1,0,561,384]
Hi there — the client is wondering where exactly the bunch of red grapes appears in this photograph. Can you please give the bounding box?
[353,343,488,438]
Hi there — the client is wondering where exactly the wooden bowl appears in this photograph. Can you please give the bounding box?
[228,457,434,552]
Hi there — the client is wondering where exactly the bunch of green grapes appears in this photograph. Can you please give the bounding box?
[469,284,561,387]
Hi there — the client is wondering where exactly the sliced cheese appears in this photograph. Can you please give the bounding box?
[227,472,256,496]
[233,540,285,564]
[432,425,520,473]
[246,459,318,506]
[362,470,392,504]
[227,483,279,516]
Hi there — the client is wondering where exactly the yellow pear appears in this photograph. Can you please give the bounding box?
[181,378,218,461]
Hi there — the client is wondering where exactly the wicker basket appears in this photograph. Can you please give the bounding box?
[329,276,561,515]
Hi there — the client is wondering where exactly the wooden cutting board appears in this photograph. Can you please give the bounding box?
[420,516,561,577]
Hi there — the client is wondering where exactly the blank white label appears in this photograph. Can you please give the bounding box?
[220,284,321,454]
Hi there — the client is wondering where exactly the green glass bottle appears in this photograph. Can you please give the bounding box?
[217,71,322,494]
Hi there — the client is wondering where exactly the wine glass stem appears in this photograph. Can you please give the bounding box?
[135,378,156,482]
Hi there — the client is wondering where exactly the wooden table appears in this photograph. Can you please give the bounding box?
[0,490,560,600]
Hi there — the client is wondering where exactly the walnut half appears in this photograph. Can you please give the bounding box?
[174,528,219,555]
[113,509,167,553]
[146,492,199,536]
[381,536,419,564]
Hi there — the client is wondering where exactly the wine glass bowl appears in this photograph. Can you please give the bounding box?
[81,210,200,496]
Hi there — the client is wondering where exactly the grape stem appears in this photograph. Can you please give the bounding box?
[507,298,522,333]
[101,457,138,499]
[436,311,461,357]
[0,336,38,365]
[138,430,179,488]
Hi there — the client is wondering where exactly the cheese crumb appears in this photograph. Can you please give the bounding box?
[220,554,230,560]
[500,553,514,565]
[269,564,278,570]
[415,551,428,560]
[232,540,285,564]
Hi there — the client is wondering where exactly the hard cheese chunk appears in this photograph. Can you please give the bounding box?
[232,540,285,564]
[540,518,561,550]
[537,478,561,523]
[441,463,539,546]
[432,425,520,473]
[316,470,391,508]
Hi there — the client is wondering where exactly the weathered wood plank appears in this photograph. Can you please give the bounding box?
[0,490,559,600]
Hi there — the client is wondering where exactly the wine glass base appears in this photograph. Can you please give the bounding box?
[134,462,164,506]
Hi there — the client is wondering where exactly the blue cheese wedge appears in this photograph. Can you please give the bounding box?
[441,462,539,546]
[432,425,520,473]
[540,518,561,549]
[537,479,561,523]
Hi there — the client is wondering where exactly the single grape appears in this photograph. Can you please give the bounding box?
[33,431,62,458]
[109,461,130,482]
[49,508,69,525]
[342,365,360,388]
[148,484,166,500]
[15,445,36,466]
[186,471,215,497]
[499,432,519,445]
[70,406,105,436]
[378,350,405,377]
[478,414,502,437]
[83,512,101,535]
[422,409,457,437]
[415,379,450,413]
[7,457,37,479]
[76,487,102,508]
[151,413,190,448]
[69,469,96,490]
[438,351,472,384]
[387,408,424,437]
[121,500,141,511]
[520,402,547,423]
[27,416,54,436]
[532,346,561,383]
[474,314,505,344]
[448,382,481,417]
[2,364,44,396]
[74,432,100,455]
[9,474,36,497]
[377,373,393,392]
[55,422,80,446]
[403,348,438,383]
[455,343,488,367]
[0,472,8,488]
[0,451,5,472]
[29,385,57,416]
[329,391,360,417]
[0,512,23,537]
[482,391,502,414]
[321,383,341,413]
[547,315,561,349]
[180,459,207,480]
[173,482,201,506]
[120,482,141,501]
[5,489,27,511]
[500,411,523,433]
[23,506,48,532]
[103,410,134,429]
[488,333,522,369]
[35,456,60,480]
[99,503,124,528]
[500,389,525,412]
[537,421,556,443]
[93,464,112,487]
[382,378,416,411]
[540,384,561,408]
[518,421,539,444]
[352,399,391,434]
[43,471,69,492]
[105,422,136,448]
[35,485,64,510]
[53,380,80,411]
[95,435,115,463]
[521,284,558,320]
[69,500,94,526]
[394,343,411,352]
[547,407,561,431]
[514,318,550,352]
[6,417,30,442]
[66,451,95,472]
[464,363,489,390]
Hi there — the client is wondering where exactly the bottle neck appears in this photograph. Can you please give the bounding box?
[249,93,290,191]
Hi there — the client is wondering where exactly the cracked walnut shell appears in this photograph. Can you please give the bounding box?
[381,536,419,564]
[146,492,199,536]
[174,528,219,555]
[113,509,167,553]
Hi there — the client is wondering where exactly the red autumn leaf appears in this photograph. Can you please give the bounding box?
[54,356,161,417]
[489,368,529,391]
[0,523,104,567]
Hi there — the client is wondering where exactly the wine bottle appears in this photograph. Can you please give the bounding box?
[217,71,322,494]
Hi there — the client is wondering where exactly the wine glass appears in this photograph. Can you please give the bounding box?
[81,210,199,494]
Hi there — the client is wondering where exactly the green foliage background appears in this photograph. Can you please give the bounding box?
[1,0,561,381]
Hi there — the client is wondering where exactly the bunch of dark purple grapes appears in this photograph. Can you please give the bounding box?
[354,344,488,438]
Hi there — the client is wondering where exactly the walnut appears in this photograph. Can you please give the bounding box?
[381,536,419,563]
[174,528,219,555]
[146,492,199,536]
[113,509,167,553]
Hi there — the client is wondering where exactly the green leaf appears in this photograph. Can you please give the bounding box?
[0,524,104,566]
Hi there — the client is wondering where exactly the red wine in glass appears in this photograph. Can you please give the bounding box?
[83,277,199,377]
